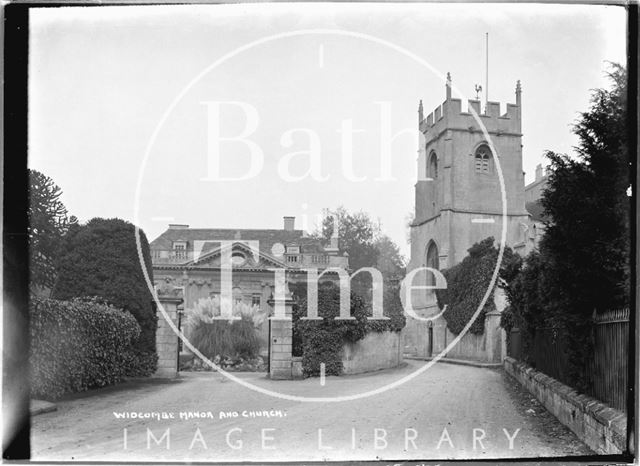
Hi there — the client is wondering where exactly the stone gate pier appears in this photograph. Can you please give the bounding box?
[267,281,296,380]
[153,283,183,378]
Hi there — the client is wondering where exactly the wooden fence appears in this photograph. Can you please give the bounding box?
[507,308,629,411]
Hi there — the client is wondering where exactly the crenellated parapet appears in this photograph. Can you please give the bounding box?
[418,75,522,141]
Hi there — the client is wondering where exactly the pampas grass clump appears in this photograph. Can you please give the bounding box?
[185,296,263,361]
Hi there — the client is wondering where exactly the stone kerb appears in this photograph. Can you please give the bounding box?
[153,283,183,378]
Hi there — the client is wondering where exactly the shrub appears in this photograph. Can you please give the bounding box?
[301,329,345,377]
[30,297,145,400]
[184,296,262,362]
[121,350,159,378]
[436,237,500,335]
[52,218,157,361]
[293,283,368,377]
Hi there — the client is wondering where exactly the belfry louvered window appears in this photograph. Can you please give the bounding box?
[475,144,492,173]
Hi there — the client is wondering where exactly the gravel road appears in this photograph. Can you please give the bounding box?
[31,360,592,462]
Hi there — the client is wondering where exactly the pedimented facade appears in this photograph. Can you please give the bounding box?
[150,217,348,315]
[150,217,349,357]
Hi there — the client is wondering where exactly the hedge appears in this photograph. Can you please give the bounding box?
[30,297,156,400]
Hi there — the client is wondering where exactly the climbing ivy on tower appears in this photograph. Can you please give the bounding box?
[436,237,505,335]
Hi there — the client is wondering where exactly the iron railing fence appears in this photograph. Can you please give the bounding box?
[507,327,522,360]
[507,308,629,411]
[588,308,629,410]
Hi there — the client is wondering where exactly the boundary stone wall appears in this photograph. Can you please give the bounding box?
[504,356,627,454]
[403,287,508,363]
[342,331,403,375]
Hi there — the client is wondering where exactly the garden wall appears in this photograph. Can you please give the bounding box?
[342,331,402,375]
[504,356,627,454]
[403,288,507,364]
[443,325,486,360]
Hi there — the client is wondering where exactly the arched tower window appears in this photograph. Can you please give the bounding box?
[427,151,438,179]
[474,144,492,174]
[425,240,439,291]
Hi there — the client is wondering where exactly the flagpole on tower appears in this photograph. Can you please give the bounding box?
[485,32,489,111]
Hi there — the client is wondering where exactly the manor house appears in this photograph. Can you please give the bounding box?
[150,216,348,314]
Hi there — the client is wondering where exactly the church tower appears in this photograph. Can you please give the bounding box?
[407,74,529,314]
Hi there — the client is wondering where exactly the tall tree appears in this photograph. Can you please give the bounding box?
[52,218,157,355]
[374,234,406,280]
[541,63,630,314]
[320,206,380,272]
[318,207,405,299]
[502,64,630,391]
[28,169,77,293]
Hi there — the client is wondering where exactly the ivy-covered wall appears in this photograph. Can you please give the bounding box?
[293,281,406,377]
[436,237,500,335]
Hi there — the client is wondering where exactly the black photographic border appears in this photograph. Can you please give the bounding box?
[2,2,637,464]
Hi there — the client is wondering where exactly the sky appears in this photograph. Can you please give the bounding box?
[29,3,627,258]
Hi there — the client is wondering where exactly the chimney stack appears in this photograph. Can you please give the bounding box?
[535,164,543,181]
[168,224,189,230]
[325,216,340,256]
[283,216,295,231]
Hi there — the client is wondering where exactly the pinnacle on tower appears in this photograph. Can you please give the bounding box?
[516,80,522,106]
[446,72,452,100]
[418,99,424,123]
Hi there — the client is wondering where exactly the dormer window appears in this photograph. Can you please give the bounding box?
[475,144,492,174]
[173,241,187,259]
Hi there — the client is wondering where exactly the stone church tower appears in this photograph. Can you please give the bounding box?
[404,74,531,358]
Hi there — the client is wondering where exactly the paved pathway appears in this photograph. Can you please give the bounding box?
[31,361,592,461]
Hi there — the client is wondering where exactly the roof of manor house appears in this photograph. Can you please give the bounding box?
[150,226,328,257]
